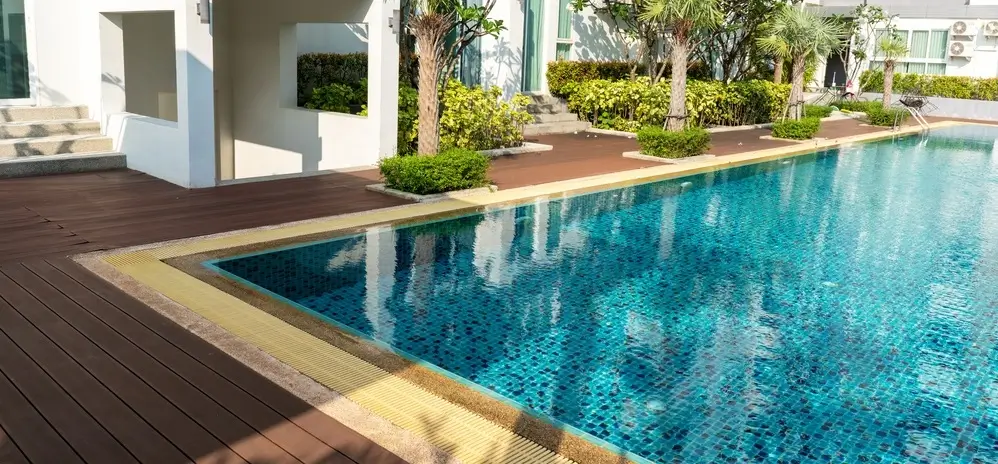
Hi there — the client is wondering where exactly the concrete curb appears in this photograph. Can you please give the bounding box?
[759,135,827,144]
[479,142,553,157]
[366,183,499,203]
[622,151,716,164]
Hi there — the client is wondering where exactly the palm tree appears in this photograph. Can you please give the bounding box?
[878,34,908,109]
[639,0,722,131]
[757,7,845,120]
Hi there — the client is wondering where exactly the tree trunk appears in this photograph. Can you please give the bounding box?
[773,59,783,84]
[788,56,806,120]
[666,38,688,131]
[882,60,895,109]
[415,32,443,155]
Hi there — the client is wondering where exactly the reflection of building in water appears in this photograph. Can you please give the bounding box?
[364,227,397,342]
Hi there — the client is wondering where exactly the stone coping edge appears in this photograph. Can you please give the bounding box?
[366,183,499,203]
[479,142,553,157]
[622,151,717,164]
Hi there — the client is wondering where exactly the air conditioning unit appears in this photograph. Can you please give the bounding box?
[949,40,975,57]
[985,21,998,36]
[951,20,978,36]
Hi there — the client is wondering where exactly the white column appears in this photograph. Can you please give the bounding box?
[178,0,217,188]
[367,0,400,158]
[98,13,125,126]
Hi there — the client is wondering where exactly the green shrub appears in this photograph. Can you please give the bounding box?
[860,69,998,101]
[804,104,834,118]
[436,80,534,151]
[546,60,712,96]
[771,117,821,140]
[566,78,789,130]
[636,127,711,158]
[304,83,355,113]
[865,107,909,127]
[836,100,881,113]
[379,148,490,195]
[297,52,368,106]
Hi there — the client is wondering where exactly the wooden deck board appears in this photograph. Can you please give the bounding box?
[0,365,80,464]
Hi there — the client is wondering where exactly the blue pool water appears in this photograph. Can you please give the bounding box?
[213,126,998,463]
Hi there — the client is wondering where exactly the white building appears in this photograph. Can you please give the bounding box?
[1,0,625,187]
[815,0,998,87]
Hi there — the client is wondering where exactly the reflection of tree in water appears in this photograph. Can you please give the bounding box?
[220,127,998,463]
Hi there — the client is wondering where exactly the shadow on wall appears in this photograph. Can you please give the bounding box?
[481,36,523,99]
[572,12,633,61]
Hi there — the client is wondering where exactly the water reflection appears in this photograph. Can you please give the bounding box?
[217,126,998,463]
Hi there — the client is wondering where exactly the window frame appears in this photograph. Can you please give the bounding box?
[870,28,949,75]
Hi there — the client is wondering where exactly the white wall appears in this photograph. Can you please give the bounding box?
[122,12,177,121]
[226,0,398,179]
[570,4,637,61]
[865,18,998,78]
[296,23,368,55]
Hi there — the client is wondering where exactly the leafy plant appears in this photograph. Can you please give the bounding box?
[877,34,908,109]
[297,53,368,106]
[859,70,998,101]
[804,104,834,118]
[771,117,820,140]
[836,100,880,113]
[829,5,898,94]
[757,8,845,119]
[304,83,355,113]
[566,78,789,130]
[546,60,710,96]
[865,107,908,127]
[436,80,533,151]
[379,147,490,195]
[637,126,711,158]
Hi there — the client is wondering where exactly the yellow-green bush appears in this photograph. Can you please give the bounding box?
[379,148,490,195]
[435,80,534,151]
[865,107,909,127]
[546,60,712,96]
[771,118,821,140]
[860,70,998,101]
[636,127,711,158]
[565,78,789,131]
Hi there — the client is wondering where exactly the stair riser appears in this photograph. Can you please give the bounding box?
[0,121,101,139]
[523,121,592,136]
[0,137,113,158]
[0,153,125,179]
[527,103,570,114]
[0,106,89,123]
[533,113,579,124]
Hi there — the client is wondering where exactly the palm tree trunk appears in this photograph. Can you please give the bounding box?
[666,38,688,131]
[415,31,443,155]
[773,59,783,84]
[788,56,806,120]
[882,60,895,109]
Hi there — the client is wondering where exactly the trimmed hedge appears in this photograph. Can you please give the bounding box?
[379,148,490,195]
[636,127,711,158]
[865,107,909,127]
[804,104,833,118]
[771,117,821,140]
[566,78,790,131]
[860,69,998,101]
[546,60,712,96]
[836,100,881,113]
[297,52,368,106]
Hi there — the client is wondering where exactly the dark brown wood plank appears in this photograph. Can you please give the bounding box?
[0,294,136,463]
[0,281,187,464]
[53,259,408,464]
[0,367,79,464]
[23,261,355,464]
[0,424,29,464]
[0,269,249,464]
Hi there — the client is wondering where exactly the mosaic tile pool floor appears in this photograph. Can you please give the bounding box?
[212,126,998,464]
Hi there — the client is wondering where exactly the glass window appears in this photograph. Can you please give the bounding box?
[928,31,948,59]
[925,63,947,75]
[869,61,884,70]
[558,0,572,39]
[909,31,929,58]
[903,62,926,74]
[556,42,571,60]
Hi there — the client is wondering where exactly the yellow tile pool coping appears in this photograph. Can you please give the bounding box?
[90,120,971,464]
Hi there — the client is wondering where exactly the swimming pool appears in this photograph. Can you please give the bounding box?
[211,125,998,463]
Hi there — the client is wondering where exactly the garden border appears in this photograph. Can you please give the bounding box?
[365,183,499,203]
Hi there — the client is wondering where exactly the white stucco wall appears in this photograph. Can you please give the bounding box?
[863,18,998,78]
[296,23,368,55]
[122,12,178,121]
[480,0,633,97]
[226,0,398,179]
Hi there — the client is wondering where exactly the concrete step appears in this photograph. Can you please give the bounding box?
[0,151,126,179]
[0,105,89,123]
[527,94,563,105]
[533,112,579,124]
[523,120,592,136]
[0,119,101,139]
[0,134,113,158]
[527,102,570,114]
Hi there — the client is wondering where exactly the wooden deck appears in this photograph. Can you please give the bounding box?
[0,116,891,463]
